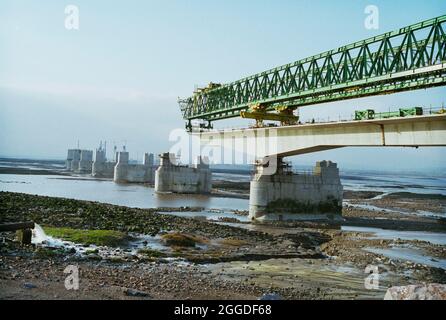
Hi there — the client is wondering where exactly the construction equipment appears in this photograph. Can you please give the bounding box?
[354,107,424,120]
[240,104,299,127]
[179,15,446,131]
[354,109,375,121]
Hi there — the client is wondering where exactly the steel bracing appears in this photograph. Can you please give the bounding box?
[179,15,446,127]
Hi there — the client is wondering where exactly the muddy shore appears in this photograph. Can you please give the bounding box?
[1,191,445,300]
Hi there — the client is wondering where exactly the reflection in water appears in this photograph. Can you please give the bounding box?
[159,210,250,222]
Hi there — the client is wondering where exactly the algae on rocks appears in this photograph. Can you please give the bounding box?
[265,197,342,214]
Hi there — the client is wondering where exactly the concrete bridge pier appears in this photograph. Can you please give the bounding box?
[113,151,156,183]
[249,157,343,221]
[77,150,93,173]
[113,151,129,183]
[67,149,81,171]
[92,148,116,178]
[66,149,79,170]
[155,153,212,194]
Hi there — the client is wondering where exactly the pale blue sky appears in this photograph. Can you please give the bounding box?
[0,0,445,172]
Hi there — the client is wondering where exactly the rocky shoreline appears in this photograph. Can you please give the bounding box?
[0,191,445,300]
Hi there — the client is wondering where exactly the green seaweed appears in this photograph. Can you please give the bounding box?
[265,196,342,214]
[43,227,129,246]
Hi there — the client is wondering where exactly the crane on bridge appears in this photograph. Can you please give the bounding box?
[179,15,446,131]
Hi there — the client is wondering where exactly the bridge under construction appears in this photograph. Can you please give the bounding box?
[177,15,446,220]
[179,15,446,130]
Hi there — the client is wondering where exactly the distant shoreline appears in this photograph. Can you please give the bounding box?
[1,156,445,177]
[0,167,68,176]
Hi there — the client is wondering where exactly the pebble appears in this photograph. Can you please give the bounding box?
[23,282,37,289]
[122,287,150,297]
[259,293,283,300]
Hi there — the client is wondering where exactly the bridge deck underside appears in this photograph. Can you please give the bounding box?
[197,114,446,159]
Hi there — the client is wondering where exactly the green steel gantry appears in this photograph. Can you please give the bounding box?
[178,15,446,130]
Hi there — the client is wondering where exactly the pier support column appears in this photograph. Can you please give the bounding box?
[78,150,93,174]
[113,151,129,183]
[154,153,176,192]
[92,148,115,178]
[67,149,81,171]
[248,158,343,221]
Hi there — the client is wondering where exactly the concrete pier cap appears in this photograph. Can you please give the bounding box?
[155,152,212,194]
[249,158,343,221]
[65,149,81,170]
[65,148,93,173]
[78,150,93,173]
[113,151,155,183]
[92,147,116,178]
[80,150,93,161]
[95,148,106,163]
[117,151,129,164]
[159,152,177,166]
[144,153,154,166]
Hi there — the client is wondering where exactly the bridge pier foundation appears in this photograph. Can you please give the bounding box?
[92,148,116,178]
[155,153,212,194]
[248,158,343,221]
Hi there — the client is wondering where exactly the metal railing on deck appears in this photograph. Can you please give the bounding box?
[190,105,445,133]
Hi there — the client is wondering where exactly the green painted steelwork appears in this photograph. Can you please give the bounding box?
[355,107,424,120]
[179,15,446,128]
[355,109,375,120]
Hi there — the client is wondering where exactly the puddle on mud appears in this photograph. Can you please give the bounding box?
[158,209,250,222]
[343,226,446,269]
[342,226,446,245]
[344,201,446,219]
[365,246,446,269]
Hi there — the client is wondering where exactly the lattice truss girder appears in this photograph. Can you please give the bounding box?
[179,15,446,123]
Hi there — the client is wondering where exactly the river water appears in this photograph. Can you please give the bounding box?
[2,166,445,273]
[1,167,446,211]
[214,170,446,195]
[0,174,247,210]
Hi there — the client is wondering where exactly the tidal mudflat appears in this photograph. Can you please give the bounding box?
[1,188,445,299]
[1,159,445,299]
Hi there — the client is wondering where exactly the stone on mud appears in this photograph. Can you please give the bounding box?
[384,283,446,300]
[259,293,283,300]
[16,229,32,245]
[122,287,150,298]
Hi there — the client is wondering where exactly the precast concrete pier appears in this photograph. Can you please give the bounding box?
[77,150,93,173]
[65,149,81,170]
[249,159,343,221]
[65,149,93,173]
[92,147,116,178]
[113,151,156,183]
[155,153,212,194]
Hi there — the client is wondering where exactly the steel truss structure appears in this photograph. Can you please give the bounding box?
[179,15,446,128]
